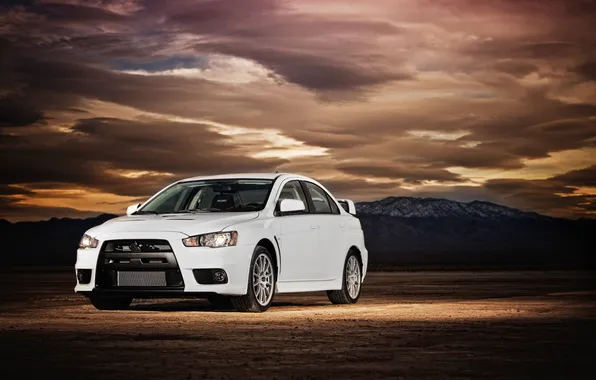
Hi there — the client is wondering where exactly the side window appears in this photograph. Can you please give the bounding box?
[328,196,340,214]
[277,181,309,213]
[304,182,333,214]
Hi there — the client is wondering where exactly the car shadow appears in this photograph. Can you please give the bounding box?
[130,300,217,312]
[130,299,331,312]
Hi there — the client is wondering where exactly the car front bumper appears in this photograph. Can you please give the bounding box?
[74,231,254,296]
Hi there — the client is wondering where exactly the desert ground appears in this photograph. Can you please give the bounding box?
[0,269,595,380]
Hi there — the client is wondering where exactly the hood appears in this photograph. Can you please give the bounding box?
[88,212,259,237]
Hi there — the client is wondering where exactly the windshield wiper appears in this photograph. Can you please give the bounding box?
[177,208,227,212]
[172,209,212,213]
[133,210,159,215]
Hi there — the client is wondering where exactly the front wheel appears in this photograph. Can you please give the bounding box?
[327,251,362,304]
[230,246,276,312]
[89,295,133,310]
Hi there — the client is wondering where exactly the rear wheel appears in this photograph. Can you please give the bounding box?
[89,295,133,310]
[327,251,362,304]
[230,246,275,312]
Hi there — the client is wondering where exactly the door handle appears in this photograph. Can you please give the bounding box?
[310,225,320,229]
[339,223,345,229]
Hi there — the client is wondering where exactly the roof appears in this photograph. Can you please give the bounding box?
[180,172,297,182]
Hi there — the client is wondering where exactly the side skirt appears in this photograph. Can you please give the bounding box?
[276,278,341,293]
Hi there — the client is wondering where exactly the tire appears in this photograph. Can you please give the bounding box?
[327,250,362,304]
[89,295,133,310]
[207,294,233,310]
[230,245,276,312]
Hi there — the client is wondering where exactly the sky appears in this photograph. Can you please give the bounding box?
[0,0,595,221]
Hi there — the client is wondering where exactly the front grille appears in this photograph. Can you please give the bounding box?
[96,239,184,289]
[103,239,172,253]
[117,271,167,287]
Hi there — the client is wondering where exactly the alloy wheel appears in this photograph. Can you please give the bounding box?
[252,253,274,306]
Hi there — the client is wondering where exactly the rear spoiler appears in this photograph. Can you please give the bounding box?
[337,199,356,215]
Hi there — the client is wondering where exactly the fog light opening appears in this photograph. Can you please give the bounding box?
[77,269,92,284]
[213,270,227,283]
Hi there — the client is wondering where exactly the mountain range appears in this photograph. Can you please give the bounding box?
[1,197,594,268]
[356,197,546,219]
[355,197,594,267]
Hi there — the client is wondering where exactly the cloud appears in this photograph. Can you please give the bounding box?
[0,95,44,127]
[140,0,412,93]
[0,117,287,197]
[0,185,33,196]
[483,166,596,218]
[551,165,596,187]
[1,0,596,220]
[195,41,413,92]
[0,196,111,222]
[38,0,143,16]
[575,61,596,81]
[336,161,464,184]
[120,54,275,84]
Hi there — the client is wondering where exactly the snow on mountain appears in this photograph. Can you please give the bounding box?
[356,197,545,220]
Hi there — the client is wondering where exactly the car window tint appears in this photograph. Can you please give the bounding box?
[278,181,309,212]
[305,182,332,213]
[328,196,340,214]
[139,179,273,213]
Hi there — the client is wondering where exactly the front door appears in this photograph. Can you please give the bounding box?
[274,180,320,282]
[302,181,343,281]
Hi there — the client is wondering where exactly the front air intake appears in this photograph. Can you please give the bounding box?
[95,239,184,289]
[117,271,168,287]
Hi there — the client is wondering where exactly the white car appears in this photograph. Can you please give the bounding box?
[75,173,368,312]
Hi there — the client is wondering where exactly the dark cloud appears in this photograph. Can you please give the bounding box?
[576,61,596,81]
[145,0,279,28]
[410,143,526,170]
[0,195,109,221]
[39,3,129,22]
[459,40,581,65]
[0,95,44,127]
[1,50,226,121]
[317,177,403,202]
[552,165,596,187]
[0,185,33,196]
[336,161,464,184]
[286,129,370,149]
[490,60,537,77]
[476,117,596,161]
[0,131,17,145]
[483,167,596,217]
[142,0,410,92]
[1,0,596,220]
[0,117,286,197]
[197,41,413,91]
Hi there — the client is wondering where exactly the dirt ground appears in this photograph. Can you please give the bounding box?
[0,269,595,380]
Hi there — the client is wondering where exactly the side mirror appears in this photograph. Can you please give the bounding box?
[126,203,141,216]
[278,199,306,215]
[337,199,356,215]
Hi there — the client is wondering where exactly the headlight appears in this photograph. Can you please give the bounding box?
[182,231,238,248]
[79,234,99,249]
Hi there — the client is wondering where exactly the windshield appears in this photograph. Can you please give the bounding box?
[136,179,274,214]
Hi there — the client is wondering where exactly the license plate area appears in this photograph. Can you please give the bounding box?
[117,271,167,287]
